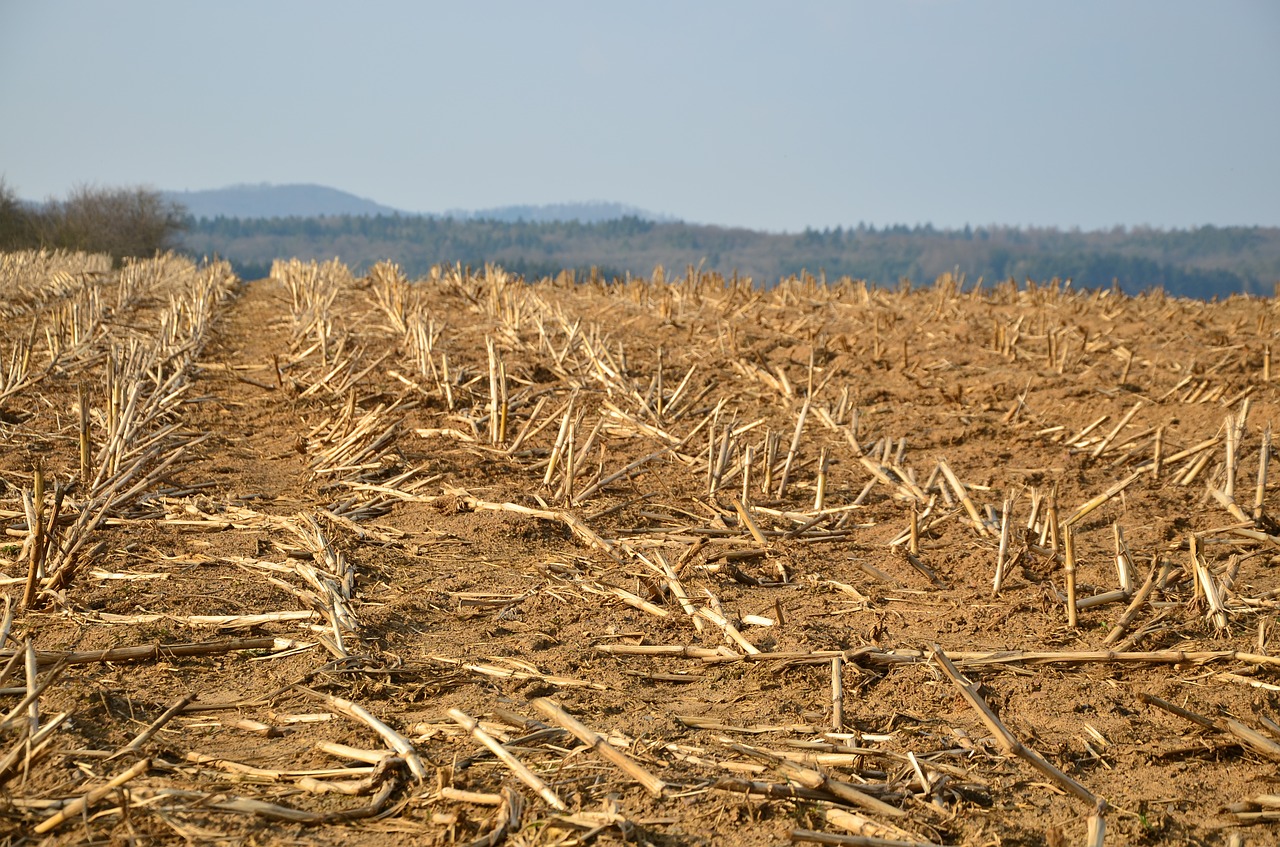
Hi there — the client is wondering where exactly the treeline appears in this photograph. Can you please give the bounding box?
[182,214,1280,298]
[6,182,1272,299]
[0,181,187,263]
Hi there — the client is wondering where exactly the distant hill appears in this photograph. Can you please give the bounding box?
[165,184,404,219]
[166,183,676,224]
[445,201,678,225]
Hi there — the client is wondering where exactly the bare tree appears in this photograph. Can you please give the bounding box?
[0,178,37,250]
[35,184,187,261]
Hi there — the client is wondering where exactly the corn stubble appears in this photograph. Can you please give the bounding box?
[0,255,1277,843]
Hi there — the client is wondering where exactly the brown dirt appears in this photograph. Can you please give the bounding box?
[3,260,1280,845]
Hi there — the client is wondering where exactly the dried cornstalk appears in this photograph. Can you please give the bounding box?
[696,599,760,655]
[831,656,845,733]
[992,499,1012,595]
[532,698,666,797]
[1092,400,1143,458]
[729,742,905,819]
[791,828,939,847]
[1190,535,1229,632]
[931,645,1103,811]
[1255,424,1271,522]
[938,459,993,536]
[776,398,810,497]
[448,708,566,810]
[0,711,68,784]
[814,446,830,510]
[1064,524,1078,628]
[1,636,288,669]
[0,656,67,729]
[300,687,426,782]
[456,493,620,562]
[1086,814,1106,847]
[544,396,577,487]
[1103,560,1158,646]
[1064,470,1142,527]
[110,694,195,759]
[732,497,770,546]
[1113,524,1134,591]
[34,758,151,834]
[1225,411,1239,500]
[823,808,937,845]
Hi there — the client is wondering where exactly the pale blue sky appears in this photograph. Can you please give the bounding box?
[2,0,1277,232]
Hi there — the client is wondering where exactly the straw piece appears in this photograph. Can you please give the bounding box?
[0,658,67,729]
[1210,487,1252,526]
[1064,471,1143,527]
[909,503,920,556]
[0,636,287,669]
[316,741,390,765]
[831,656,846,733]
[1255,424,1271,522]
[1226,719,1280,760]
[594,644,731,659]
[937,459,993,536]
[300,688,427,782]
[993,499,1012,595]
[729,742,905,819]
[731,497,770,546]
[1225,412,1238,500]
[717,777,847,805]
[1190,534,1229,632]
[35,757,150,834]
[187,751,375,780]
[1085,814,1106,847]
[656,554,704,632]
[824,808,938,845]
[600,584,669,618]
[0,596,12,652]
[1112,524,1134,591]
[465,787,524,847]
[438,786,504,805]
[1064,525,1078,628]
[1138,692,1220,730]
[431,653,607,689]
[209,782,396,823]
[1102,561,1157,646]
[1092,401,1143,458]
[1151,426,1164,479]
[447,708,566,810]
[696,601,760,655]
[110,694,195,759]
[457,493,620,562]
[931,645,1102,810]
[776,398,810,497]
[532,698,666,797]
[0,711,68,784]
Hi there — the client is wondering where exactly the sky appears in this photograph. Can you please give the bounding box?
[1,1,1278,233]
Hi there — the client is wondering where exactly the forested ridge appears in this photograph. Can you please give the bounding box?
[182,214,1280,297]
[4,181,1276,297]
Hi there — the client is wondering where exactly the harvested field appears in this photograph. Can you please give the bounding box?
[3,251,1280,845]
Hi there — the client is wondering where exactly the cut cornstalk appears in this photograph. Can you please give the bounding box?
[1092,401,1143,458]
[938,459,992,537]
[448,708,566,810]
[531,698,666,797]
[1064,471,1143,527]
[1255,424,1271,522]
[931,645,1102,811]
[1064,525,1078,628]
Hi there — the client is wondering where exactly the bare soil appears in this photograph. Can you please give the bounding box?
[3,259,1280,846]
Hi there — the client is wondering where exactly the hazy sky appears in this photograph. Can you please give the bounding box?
[2,1,1277,232]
